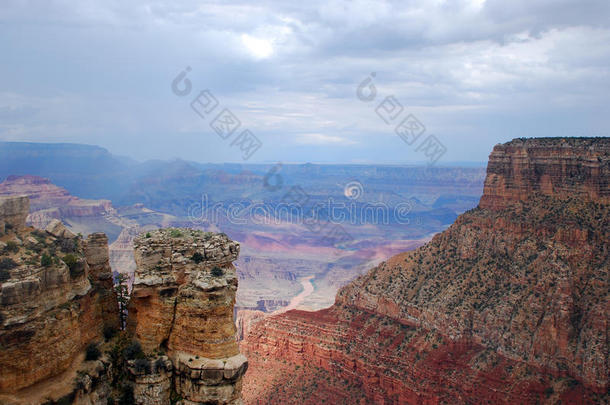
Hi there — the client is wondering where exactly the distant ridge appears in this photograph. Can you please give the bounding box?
[0,141,486,214]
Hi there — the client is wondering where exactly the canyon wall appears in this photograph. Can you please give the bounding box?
[480,137,609,210]
[242,137,609,404]
[0,196,118,403]
[0,176,113,230]
[127,228,247,405]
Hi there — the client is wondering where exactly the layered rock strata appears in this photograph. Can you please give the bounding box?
[128,229,248,405]
[242,137,609,404]
[480,137,609,209]
[128,356,174,405]
[85,232,121,331]
[0,195,29,233]
[0,196,118,400]
[0,175,113,227]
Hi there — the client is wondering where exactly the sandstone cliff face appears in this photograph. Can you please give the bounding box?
[480,137,609,210]
[0,196,118,401]
[0,195,29,233]
[242,137,609,404]
[0,175,74,208]
[128,229,247,405]
[85,232,120,331]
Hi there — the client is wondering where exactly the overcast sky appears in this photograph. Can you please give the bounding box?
[1,0,609,164]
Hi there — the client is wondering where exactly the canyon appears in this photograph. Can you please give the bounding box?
[1,137,607,404]
[0,150,486,320]
[241,137,610,404]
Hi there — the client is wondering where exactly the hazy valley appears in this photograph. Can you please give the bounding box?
[0,141,485,314]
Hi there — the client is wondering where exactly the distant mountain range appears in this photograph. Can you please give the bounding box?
[0,141,486,219]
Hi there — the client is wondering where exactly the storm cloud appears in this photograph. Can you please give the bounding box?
[1,0,609,163]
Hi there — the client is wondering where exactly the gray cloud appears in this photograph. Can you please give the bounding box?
[1,0,609,163]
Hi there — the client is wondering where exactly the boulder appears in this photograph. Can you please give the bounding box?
[45,219,76,239]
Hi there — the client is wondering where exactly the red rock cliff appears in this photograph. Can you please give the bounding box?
[479,137,609,210]
[242,137,609,404]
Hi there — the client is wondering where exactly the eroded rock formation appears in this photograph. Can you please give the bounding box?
[0,196,118,403]
[85,232,121,331]
[480,137,609,209]
[1,197,246,404]
[242,137,609,404]
[128,229,247,405]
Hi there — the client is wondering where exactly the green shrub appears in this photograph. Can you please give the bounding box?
[0,257,18,271]
[41,253,53,267]
[59,238,78,253]
[62,254,83,277]
[133,358,151,374]
[211,266,223,277]
[32,229,47,239]
[85,343,101,361]
[123,341,144,360]
[169,229,183,238]
[0,268,11,282]
[170,389,183,404]
[145,232,151,238]
[5,241,19,253]
[191,252,204,264]
[103,325,118,341]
